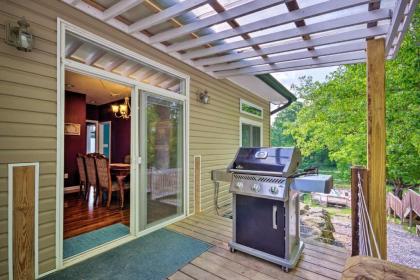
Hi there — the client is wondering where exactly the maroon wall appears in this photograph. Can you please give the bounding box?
[98,103,131,164]
[64,92,86,187]
[64,95,131,187]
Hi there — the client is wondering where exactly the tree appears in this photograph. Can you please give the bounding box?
[271,101,302,147]
[276,8,420,192]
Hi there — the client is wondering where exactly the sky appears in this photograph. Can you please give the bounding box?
[270,66,338,122]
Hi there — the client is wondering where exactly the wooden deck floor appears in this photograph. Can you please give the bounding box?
[166,213,349,280]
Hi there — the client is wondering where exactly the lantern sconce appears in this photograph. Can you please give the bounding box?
[5,17,33,52]
[197,89,210,104]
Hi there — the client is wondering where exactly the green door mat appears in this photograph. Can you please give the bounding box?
[64,223,130,259]
[44,229,211,280]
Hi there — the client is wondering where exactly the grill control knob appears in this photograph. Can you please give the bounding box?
[236,182,244,190]
[270,186,279,194]
[252,183,261,192]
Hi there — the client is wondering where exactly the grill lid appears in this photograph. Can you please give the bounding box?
[228,147,301,177]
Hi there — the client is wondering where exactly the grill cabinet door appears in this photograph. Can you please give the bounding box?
[236,194,285,258]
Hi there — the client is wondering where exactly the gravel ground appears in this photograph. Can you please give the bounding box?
[387,222,420,269]
[301,205,420,269]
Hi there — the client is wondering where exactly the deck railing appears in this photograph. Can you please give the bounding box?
[351,166,381,258]
[387,189,420,227]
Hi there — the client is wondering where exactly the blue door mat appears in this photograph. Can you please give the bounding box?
[45,228,211,280]
[64,223,130,259]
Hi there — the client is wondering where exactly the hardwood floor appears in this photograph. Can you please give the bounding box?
[167,213,349,280]
[64,190,178,239]
[64,191,130,239]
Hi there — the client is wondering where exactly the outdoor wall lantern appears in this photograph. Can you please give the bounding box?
[198,90,210,104]
[5,17,33,52]
[111,97,131,119]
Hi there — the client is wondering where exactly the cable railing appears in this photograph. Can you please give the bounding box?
[351,166,381,258]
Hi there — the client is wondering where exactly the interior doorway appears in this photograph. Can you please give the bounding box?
[63,70,132,259]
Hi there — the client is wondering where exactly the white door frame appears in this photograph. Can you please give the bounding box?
[55,18,190,271]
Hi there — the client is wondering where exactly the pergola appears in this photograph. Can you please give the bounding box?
[62,0,418,259]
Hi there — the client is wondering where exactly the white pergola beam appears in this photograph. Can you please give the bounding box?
[385,0,409,54]
[390,0,419,58]
[167,0,372,53]
[195,25,388,66]
[149,0,287,44]
[65,40,83,57]
[128,0,210,33]
[206,41,366,72]
[103,0,145,21]
[184,9,391,60]
[385,0,409,53]
[262,59,367,74]
[85,50,106,65]
[214,51,367,77]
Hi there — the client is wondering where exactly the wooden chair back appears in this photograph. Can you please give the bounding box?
[85,154,97,186]
[95,156,111,190]
[76,153,87,183]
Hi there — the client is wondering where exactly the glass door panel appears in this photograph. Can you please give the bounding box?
[142,94,184,226]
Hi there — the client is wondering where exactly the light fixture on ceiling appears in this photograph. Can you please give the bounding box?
[111,97,131,119]
[100,79,130,119]
[5,17,33,52]
[197,89,210,104]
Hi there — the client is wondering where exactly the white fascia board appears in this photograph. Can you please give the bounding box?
[228,76,288,105]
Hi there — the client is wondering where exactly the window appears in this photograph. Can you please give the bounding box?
[240,99,263,119]
[240,118,262,147]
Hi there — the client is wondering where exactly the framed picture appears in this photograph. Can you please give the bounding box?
[64,123,81,135]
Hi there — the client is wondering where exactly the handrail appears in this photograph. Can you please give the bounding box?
[351,166,382,258]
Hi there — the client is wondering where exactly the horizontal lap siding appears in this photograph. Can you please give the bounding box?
[0,0,270,277]
[0,0,58,278]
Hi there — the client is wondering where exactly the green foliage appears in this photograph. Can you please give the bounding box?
[271,8,420,186]
[271,101,302,147]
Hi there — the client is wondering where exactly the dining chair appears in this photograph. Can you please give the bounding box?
[95,155,128,208]
[85,154,99,204]
[76,153,87,198]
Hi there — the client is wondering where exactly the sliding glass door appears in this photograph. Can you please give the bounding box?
[139,92,184,228]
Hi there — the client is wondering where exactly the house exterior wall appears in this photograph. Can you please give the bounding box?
[0,0,270,278]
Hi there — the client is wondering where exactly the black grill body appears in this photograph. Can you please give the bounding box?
[236,195,286,258]
[228,147,305,271]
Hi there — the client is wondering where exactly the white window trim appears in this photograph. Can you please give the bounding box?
[240,99,263,119]
[239,117,263,147]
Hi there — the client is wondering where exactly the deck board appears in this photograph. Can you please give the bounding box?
[167,213,349,280]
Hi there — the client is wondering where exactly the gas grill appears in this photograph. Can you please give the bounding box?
[227,147,333,271]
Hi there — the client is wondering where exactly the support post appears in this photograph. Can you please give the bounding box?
[351,166,368,256]
[366,38,387,259]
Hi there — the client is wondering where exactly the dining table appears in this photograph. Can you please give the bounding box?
[109,163,130,208]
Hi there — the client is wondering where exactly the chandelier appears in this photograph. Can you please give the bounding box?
[111,97,131,119]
